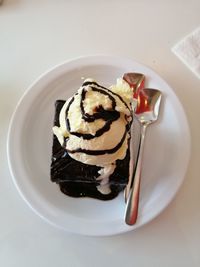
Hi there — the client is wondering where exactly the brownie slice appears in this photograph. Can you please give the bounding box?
[50,100,130,200]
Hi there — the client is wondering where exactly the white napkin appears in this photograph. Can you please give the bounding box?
[172,27,200,79]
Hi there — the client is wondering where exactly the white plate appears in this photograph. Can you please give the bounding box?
[7,55,191,236]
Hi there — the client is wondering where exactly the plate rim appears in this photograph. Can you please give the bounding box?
[7,55,191,236]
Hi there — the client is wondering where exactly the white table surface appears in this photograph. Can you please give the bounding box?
[0,1,200,266]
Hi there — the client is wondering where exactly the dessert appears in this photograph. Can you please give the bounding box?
[50,78,133,200]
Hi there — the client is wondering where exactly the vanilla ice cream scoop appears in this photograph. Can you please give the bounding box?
[53,78,133,166]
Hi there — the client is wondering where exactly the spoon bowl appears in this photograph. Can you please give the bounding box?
[135,89,162,124]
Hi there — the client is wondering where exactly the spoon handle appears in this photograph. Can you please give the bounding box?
[125,124,147,225]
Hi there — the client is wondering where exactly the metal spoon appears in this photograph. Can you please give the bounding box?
[123,73,145,202]
[125,88,162,225]
[123,72,145,99]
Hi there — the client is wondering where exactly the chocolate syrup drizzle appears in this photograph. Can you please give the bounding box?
[82,81,130,111]
[63,81,132,155]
